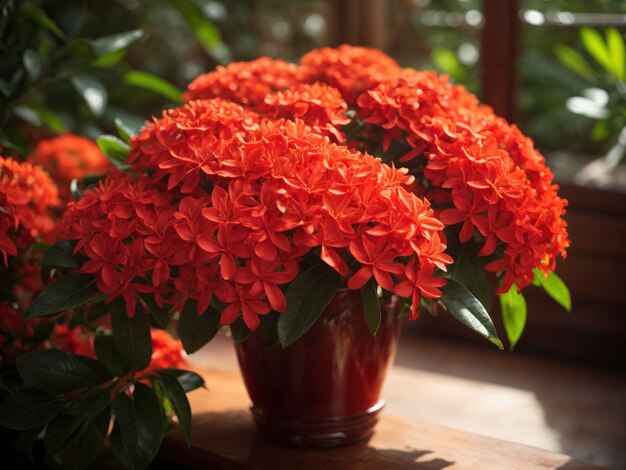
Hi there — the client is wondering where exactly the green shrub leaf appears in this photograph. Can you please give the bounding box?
[71,74,108,117]
[440,278,503,349]
[111,299,152,372]
[581,27,614,75]
[158,372,192,446]
[124,71,182,102]
[361,279,381,336]
[277,263,341,347]
[179,300,220,354]
[499,284,527,350]
[114,118,140,143]
[16,349,105,394]
[96,134,130,168]
[0,390,59,430]
[74,406,111,469]
[94,328,130,377]
[24,273,104,319]
[40,240,80,269]
[111,383,163,470]
[448,246,491,311]
[162,369,205,393]
[91,29,144,57]
[606,28,625,81]
[533,269,571,312]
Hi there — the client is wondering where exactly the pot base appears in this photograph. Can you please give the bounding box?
[250,400,384,448]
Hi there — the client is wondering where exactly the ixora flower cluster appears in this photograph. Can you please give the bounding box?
[1,144,183,368]
[29,46,570,354]
[61,99,451,331]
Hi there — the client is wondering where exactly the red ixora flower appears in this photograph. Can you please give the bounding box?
[62,97,451,329]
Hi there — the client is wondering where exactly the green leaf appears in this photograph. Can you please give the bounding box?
[606,28,625,81]
[23,49,42,81]
[24,273,104,318]
[44,390,109,459]
[94,328,130,377]
[0,390,59,430]
[40,240,80,269]
[439,278,503,349]
[554,44,595,82]
[71,75,108,117]
[449,246,491,311]
[157,372,192,446]
[96,134,130,169]
[361,279,381,336]
[115,118,140,143]
[13,105,43,127]
[170,0,230,63]
[111,299,152,372]
[277,263,341,347]
[73,406,111,469]
[123,71,182,103]
[259,311,280,348]
[179,300,220,354]
[229,317,252,342]
[431,46,464,81]
[533,269,572,312]
[91,30,144,57]
[21,6,65,38]
[499,284,527,350]
[581,27,614,75]
[139,293,170,330]
[16,349,104,394]
[111,383,163,470]
[162,369,205,393]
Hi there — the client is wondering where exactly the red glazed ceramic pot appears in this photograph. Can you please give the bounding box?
[234,290,401,447]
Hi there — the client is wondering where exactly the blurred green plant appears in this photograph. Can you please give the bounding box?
[556,27,626,169]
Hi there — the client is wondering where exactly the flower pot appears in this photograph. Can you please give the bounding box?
[234,290,401,448]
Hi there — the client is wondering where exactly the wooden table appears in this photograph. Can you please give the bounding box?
[159,368,605,470]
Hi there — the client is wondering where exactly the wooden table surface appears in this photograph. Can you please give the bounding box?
[158,367,606,470]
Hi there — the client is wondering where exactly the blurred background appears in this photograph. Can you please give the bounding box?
[1,0,625,468]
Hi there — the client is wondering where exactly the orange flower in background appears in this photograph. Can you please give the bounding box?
[29,134,111,201]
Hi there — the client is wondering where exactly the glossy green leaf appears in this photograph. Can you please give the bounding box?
[259,311,280,348]
[71,75,108,117]
[16,349,105,394]
[13,105,43,127]
[162,369,205,393]
[277,263,341,347]
[170,0,229,63]
[361,280,381,336]
[91,29,144,57]
[554,44,594,81]
[179,300,220,354]
[24,273,104,318]
[581,27,614,75]
[123,71,182,102]
[158,372,192,446]
[0,390,59,430]
[533,269,571,312]
[114,118,140,143]
[44,390,109,459]
[74,406,111,469]
[139,293,170,330]
[111,299,152,372]
[229,317,252,342]
[606,28,625,81]
[499,284,527,350]
[23,49,41,81]
[94,328,130,377]
[40,240,80,269]
[111,383,163,470]
[440,278,503,349]
[449,246,491,311]
[96,135,129,168]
